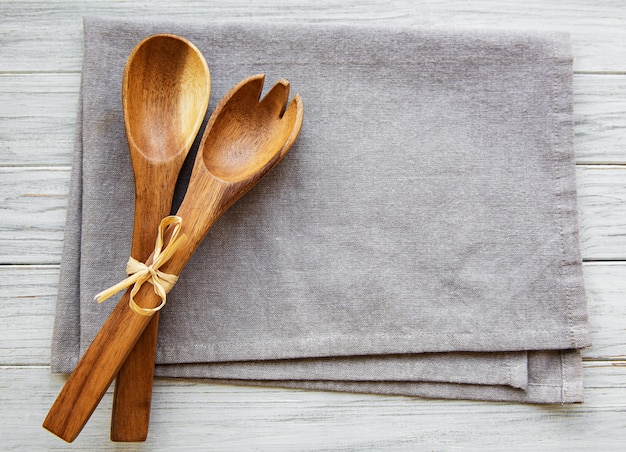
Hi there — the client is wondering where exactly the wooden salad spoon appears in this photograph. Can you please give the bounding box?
[43,74,303,443]
[110,34,210,442]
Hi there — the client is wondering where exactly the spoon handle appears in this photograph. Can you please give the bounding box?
[110,313,160,441]
[110,177,174,442]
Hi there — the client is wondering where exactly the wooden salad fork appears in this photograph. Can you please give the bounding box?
[43,74,303,443]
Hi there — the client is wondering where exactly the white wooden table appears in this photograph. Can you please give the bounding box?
[1,1,625,449]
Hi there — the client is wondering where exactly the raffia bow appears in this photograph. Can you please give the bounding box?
[94,215,187,316]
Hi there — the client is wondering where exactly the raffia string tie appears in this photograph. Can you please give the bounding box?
[94,215,187,316]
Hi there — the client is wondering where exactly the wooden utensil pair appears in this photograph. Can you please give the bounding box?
[43,34,303,443]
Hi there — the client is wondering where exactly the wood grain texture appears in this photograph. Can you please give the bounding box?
[0,73,79,166]
[43,287,161,442]
[574,75,626,164]
[1,0,626,72]
[577,166,626,260]
[0,167,69,264]
[583,262,626,359]
[0,266,57,365]
[3,365,626,450]
[111,33,211,442]
[1,0,625,449]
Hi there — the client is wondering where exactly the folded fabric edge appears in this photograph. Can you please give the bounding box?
[152,351,529,389]
[209,378,580,405]
[151,350,584,404]
[560,349,585,403]
[50,81,84,374]
[549,31,592,350]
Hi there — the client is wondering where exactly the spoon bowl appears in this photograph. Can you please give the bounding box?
[124,34,209,162]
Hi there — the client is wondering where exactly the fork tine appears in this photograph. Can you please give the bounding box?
[260,78,290,118]
[278,93,304,157]
[227,74,265,106]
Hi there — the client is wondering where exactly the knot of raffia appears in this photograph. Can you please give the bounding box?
[94,215,186,316]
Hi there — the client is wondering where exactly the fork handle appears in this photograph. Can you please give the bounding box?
[43,287,161,443]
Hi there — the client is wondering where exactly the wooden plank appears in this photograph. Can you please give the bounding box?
[0,73,79,166]
[0,167,69,264]
[577,166,626,260]
[2,364,624,449]
[1,0,626,73]
[0,266,57,365]
[583,262,626,359]
[574,74,626,164]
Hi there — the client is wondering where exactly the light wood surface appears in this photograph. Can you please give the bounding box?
[1,1,625,449]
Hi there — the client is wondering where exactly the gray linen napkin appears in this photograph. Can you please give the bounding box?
[51,16,591,403]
